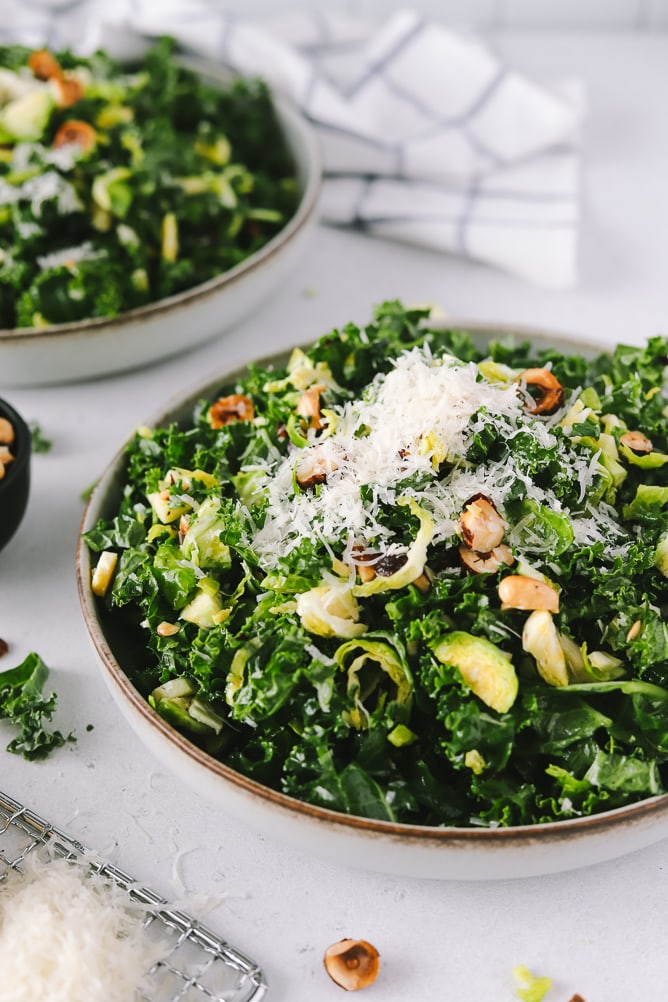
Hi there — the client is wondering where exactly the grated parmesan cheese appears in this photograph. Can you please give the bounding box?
[21,170,83,217]
[251,345,622,570]
[0,851,166,1002]
[253,347,526,563]
[37,241,103,272]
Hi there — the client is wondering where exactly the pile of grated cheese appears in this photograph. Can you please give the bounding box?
[0,851,165,1002]
[251,345,627,568]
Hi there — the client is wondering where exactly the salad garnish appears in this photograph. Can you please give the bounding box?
[0,652,72,760]
[85,302,668,827]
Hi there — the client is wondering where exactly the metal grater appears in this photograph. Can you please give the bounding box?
[0,790,268,1002]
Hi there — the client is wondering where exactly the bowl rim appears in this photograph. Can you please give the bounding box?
[0,57,322,345]
[75,318,668,846]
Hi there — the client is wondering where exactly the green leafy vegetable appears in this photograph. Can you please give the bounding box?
[84,302,668,827]
[29,421,52,453]
[0,652,73,759]
[0,37,298,328]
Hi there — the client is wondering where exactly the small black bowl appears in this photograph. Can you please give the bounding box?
[0,397,31,552]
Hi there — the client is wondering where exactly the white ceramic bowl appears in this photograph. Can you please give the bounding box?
[76,321,668,880]
[0,61,321,388]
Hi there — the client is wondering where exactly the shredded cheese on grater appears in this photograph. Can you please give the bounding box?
[0,852,165,1002]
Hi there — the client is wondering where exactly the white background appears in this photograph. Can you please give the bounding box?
[226,0,668,30]
[2,16,668,1002]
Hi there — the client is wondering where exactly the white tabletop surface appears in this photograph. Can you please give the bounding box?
[2,30,668,1002]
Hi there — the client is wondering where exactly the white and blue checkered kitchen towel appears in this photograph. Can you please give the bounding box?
[2,2,584,287]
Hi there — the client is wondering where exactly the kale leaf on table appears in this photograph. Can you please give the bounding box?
[0,652,73,760]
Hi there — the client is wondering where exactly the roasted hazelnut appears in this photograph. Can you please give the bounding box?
[208,394,254,428]
[53,120,97,152]
[28,48,62,80]
[619,430,653,454]
[459,543,514,574]
[352,545,378,583]
[459,494,506,552]
[295,443,341,490]
[53,74,85,108]
[498,574,560,613]
[296,384,326,430]
[156,621,180,637]
[411,570,432,593]
[324,938,380,992]
[518,367,565,415]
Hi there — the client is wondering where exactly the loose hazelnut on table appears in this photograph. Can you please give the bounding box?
[324,938,380,991]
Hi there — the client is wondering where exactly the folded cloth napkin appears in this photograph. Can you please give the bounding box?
[1,1,584,287]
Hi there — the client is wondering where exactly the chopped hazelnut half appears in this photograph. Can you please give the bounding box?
[619,430,653,454]
[53,119,97,152]
[53,74,85,108]
[295,443,341,490]
[28,48,63,80]
[498,574,560,613]
[324,938,380,992]
[208,394,254,428]
[411,570,432,593]
[459,494,506,553]
[156,621,180,637]
[352,545,377,583]
[296,384,325,430]
[518,367,565,415]
[459,543,515,575]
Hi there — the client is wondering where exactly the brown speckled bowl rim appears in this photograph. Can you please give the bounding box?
[75,320,668,847]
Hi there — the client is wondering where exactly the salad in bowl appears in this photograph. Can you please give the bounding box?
[82,302,668,836]
[0,37,320,384]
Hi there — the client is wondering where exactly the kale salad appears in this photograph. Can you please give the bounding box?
[85,302,668,828]
[0,38,298,328]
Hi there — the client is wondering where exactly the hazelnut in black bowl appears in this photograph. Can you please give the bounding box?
[0,398,31,552]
